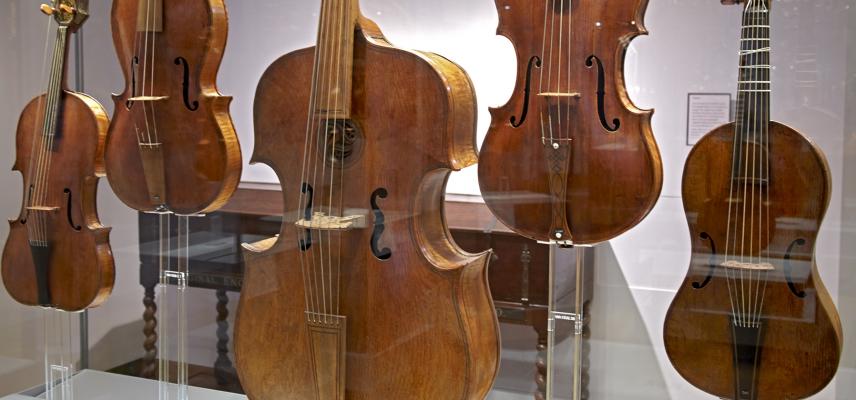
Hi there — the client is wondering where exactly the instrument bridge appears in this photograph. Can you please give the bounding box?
[721,260,775,271]
[296,211,367,231]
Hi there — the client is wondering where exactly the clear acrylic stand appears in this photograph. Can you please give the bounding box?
[545,243,591,400]
[151,212,197,400]
[42,309,79,400]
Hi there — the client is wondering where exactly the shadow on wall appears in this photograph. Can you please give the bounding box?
[587,242,670,400]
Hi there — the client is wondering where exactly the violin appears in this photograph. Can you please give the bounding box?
[105,0,241,215]
[234,0,499,398]
[478,0,662,244]
[2,0,114,312]
[663,1,842,398]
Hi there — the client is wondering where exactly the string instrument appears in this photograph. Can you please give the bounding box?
[663,1,842,398]
[478,0,662,244]
[234,0,500,398]
[105,0,241,215]
[2,0,114,312]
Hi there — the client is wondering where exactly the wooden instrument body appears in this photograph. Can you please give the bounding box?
[2,91,114,312]
[234,20,499,400]
[664,122,842,399]
[106,0,240,214]
[479,0,661,244]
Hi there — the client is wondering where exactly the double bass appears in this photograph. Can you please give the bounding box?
[478,0,662,244]
[663,1,842,398]
[234,0,500,398]
[2,0,114,312]
[105,0,241,215]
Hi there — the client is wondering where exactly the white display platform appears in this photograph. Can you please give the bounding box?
[2,370,247,400]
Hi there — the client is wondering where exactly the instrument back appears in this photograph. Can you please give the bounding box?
[2,0,114,312]
[478,0,661,244]
[105,0,241,215]
[234,4,499,398]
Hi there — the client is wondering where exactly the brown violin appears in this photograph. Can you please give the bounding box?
[105,0,241,215]
[664,1,842,399]
[234,0,499,398]
[2,0,114,312]
[478,0,662,244]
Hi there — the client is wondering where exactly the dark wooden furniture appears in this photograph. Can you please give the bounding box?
[137,184,593,398]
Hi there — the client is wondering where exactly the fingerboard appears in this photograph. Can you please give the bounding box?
[732,0,770,184]
[312,0,358,120]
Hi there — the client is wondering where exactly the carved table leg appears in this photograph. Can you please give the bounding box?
[141,282,158,379]
[214,289,238,388]
[535,336,547,400]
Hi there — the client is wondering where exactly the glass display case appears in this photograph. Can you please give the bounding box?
[0,0,854,399]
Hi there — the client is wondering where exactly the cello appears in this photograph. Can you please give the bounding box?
[663,1,842,398]
[105,0,241,215]
[2,0,114,312]
[478,0,662,244]
[234,0,500,398]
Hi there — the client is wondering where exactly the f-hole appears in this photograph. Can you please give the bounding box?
[299,183,313,251]
[63,189,81,231]
[692,232,716,289]
[126,56,139,110]
[174,57,199,111]
[370,188,391,260]
[783,238,807,298]
[21,185,35,224]
[585,55,620,132]
[510,56,541,127]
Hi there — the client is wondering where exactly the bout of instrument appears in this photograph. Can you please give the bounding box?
[105,0,241,215]
[2,0,114,312]
[478,0,662,244]
[234,1,500,398]
[664,1,842,399]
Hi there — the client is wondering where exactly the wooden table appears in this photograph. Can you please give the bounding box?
[137,183,593,398]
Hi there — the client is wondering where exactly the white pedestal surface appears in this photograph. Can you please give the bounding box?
[2,370,247,400]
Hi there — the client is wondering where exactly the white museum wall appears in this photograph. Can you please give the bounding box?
[0,0,853,399]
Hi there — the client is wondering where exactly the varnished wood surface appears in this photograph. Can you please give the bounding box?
[234,16,499,400]
[2,89,114,312]
[478,0,662,244]
[664,122,842,399]
[105,0,241,215]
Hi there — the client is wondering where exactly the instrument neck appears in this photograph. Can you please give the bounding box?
[42,25,70,141]
[732,0,771,184]
[312,0,358,120]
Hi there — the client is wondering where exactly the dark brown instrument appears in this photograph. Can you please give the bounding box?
[105,0,241,215]
[2,0,114,312]
[478,0,662,244]
[663,1,842,399]
[234,1,499,398]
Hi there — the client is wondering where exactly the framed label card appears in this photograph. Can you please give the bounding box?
[686,93,732,146]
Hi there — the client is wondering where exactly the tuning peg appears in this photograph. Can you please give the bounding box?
[40,3,75,16]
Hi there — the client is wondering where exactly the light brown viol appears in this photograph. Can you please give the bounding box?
[664,1,842,399]
[234,0,500,399]
[2,0,114,312]
[105,0,241,215]
[478,0,662,244]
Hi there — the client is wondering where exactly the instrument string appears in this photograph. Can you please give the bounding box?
[308,0,337,323]
[33,21,67,245]
[753,0,771,327]
[538,0,549,144]
[37,27,67,246]
[330,0,350,319]
[555,0,564,143]
[297,0,327,324]
[25,14,53,245]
